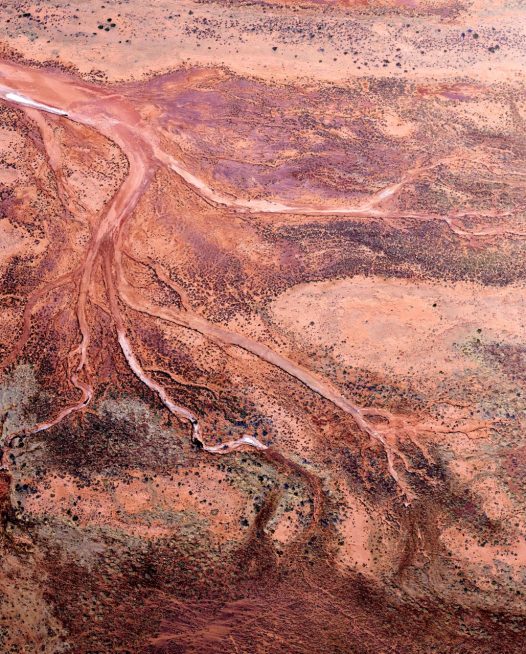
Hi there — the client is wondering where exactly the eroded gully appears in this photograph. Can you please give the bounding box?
[0,59,459,499]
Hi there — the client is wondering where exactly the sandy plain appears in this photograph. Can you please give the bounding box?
[0,1,525,653]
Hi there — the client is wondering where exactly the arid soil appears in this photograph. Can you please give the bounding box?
[1,1,526,653]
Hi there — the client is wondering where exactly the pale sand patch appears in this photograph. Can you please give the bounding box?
[23,467,248,542]
[270,275,526,382]
[440,525,526,574]
[1,0,524,85]
[335,484,400,574]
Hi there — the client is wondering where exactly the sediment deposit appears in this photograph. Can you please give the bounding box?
[1,1,525,652]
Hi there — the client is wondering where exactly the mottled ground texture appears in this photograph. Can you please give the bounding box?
[0,1,526,653]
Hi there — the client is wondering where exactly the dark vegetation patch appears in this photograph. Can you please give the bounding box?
[41,408,187,479]
[271,220,526,287]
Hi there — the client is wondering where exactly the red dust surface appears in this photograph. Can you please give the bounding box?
[0,1,526,653]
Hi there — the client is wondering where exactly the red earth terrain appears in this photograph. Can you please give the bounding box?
[0,1,525,653]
